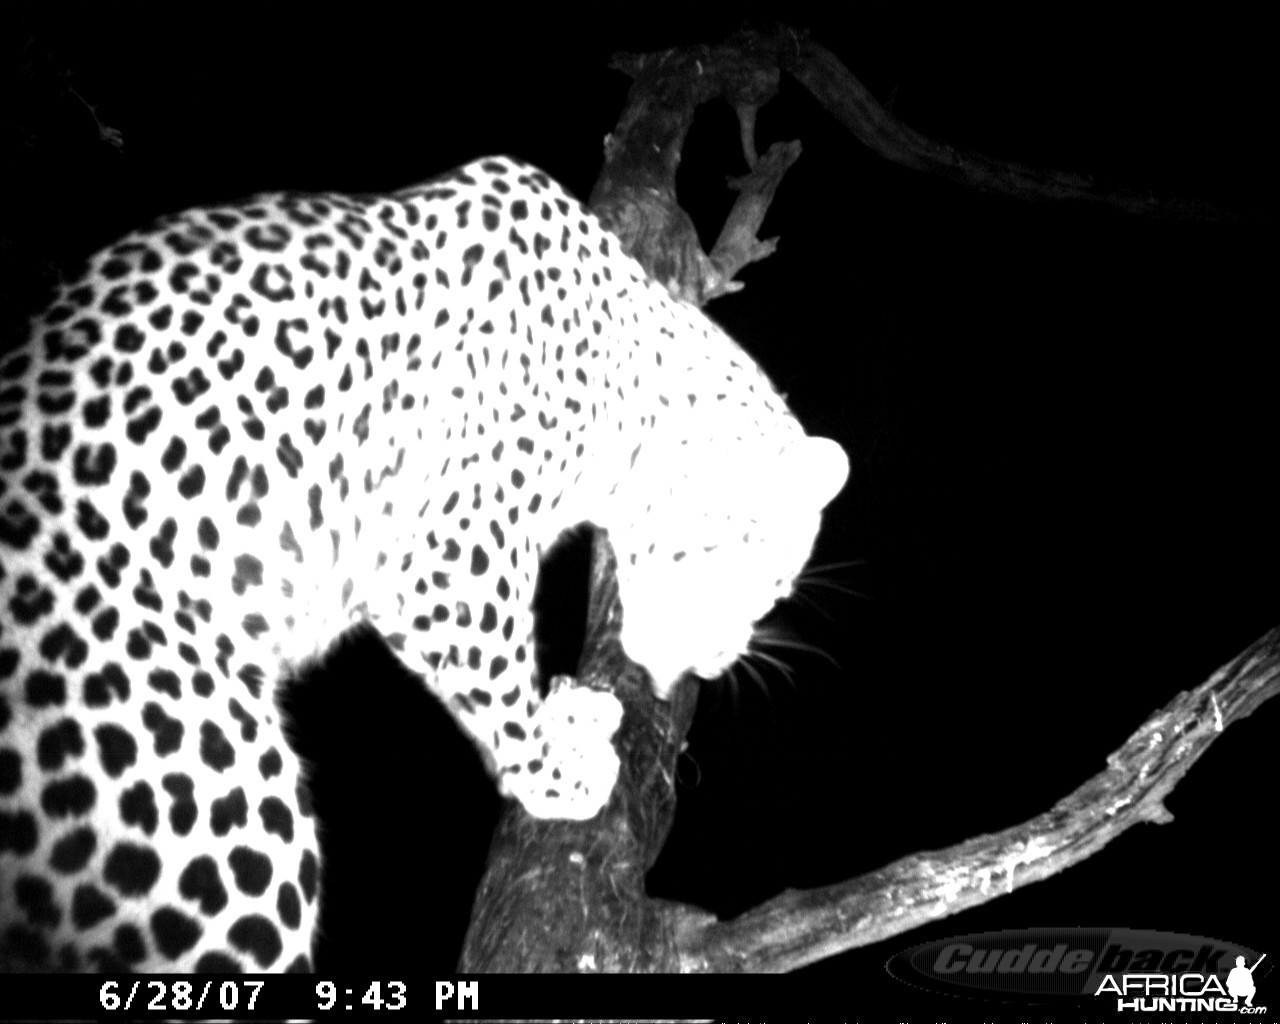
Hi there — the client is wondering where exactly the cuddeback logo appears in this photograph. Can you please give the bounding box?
[886,928,1270,1011]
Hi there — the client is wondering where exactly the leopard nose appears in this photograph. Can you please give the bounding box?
[812,436,849,505]
[784,436,847,508]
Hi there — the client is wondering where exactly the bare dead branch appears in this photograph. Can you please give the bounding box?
[591,20,1250,310]
[757,25,1246,224]
[670,626,1280,971]
[702,139,802,300]
[590,42,800,304]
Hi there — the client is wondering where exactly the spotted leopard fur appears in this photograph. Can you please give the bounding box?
[0,156,847,971]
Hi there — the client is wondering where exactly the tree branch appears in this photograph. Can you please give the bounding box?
[462,527,1280,971]
[590,23,1249,312]
[671,626,1280,971]
[763,25,1247,224]
[459,25,1271,974]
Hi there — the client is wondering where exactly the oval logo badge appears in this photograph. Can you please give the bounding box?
[886,928,1269,1010]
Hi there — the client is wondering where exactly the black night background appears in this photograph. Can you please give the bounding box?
[3,7,1275,1014]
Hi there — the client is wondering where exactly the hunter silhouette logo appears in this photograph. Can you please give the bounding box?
[1228,954,1265,1008]
[1092,948,1269,1014]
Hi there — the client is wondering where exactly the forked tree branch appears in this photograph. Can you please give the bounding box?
[591,23,1249,310]
[459,27,1272,973]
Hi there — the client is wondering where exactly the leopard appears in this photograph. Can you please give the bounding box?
[0,155,848,971]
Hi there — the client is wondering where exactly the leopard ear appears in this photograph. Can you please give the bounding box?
[781,436,848,508]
